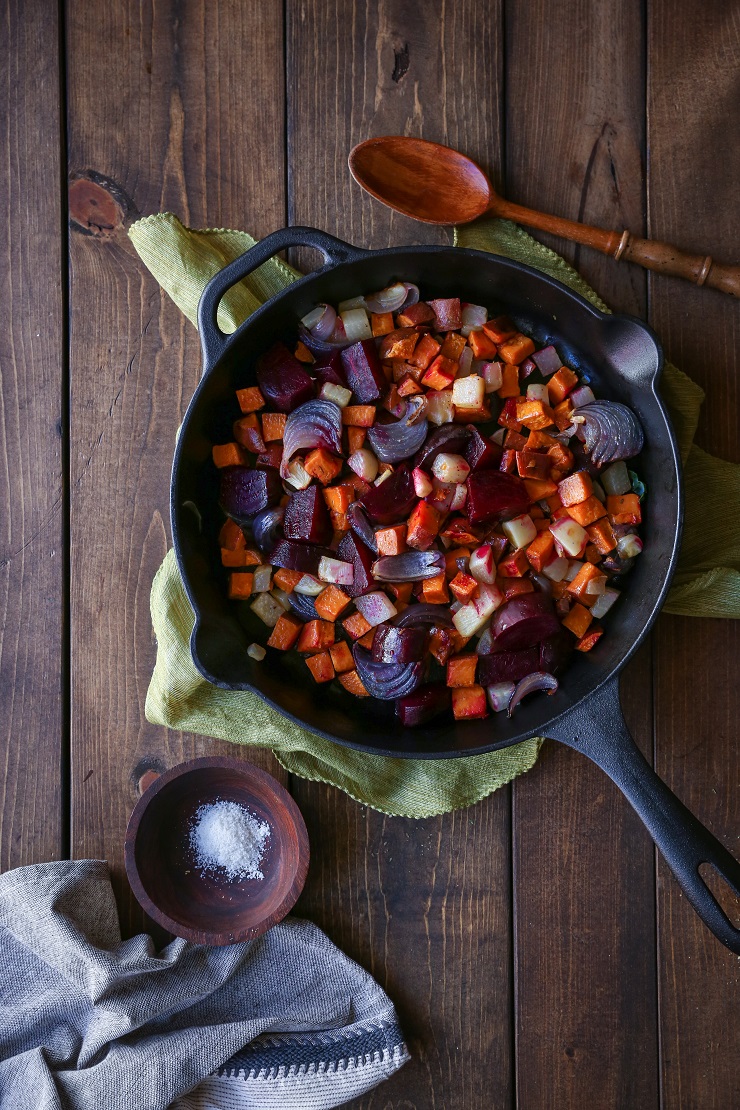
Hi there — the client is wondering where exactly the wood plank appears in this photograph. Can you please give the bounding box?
[286,2,510,1106]
[648,2,740,1106]
[504,3,660,1106]
[65,0,288,935]
[0,0,65,870]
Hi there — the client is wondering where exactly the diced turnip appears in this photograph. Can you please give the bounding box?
[452,374,485,410]
[502,513,537,549]
[413,467,434,497]
[319,381,352,407]
[526,382,549,403]
[318,556,354,586]
[486,682,515,712]
[250,593,284,628]
[542,555,569,582]
[425,390,455,425]
[460,303,488,336]
[432,452,471,485]
[294,574,324,596]
[549,516,588,558]
[353,591,398,627]
[348,447,379,482]
[340,307,372,341]
[617,533,643,559]
[253,564,273,593]
[589,587,620,619]
[482,361,504,393]
[469,544,496,585]
[247,643,266,661]
[450,483,468,511]
[284,458,312,490]
[531,345,562,377]
[271,587,292,611]
[453,583,504,637]
[601,461,632,496]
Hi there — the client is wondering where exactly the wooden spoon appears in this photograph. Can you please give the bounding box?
[349,136,740,298]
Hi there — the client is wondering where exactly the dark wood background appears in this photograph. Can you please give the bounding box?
[1,1,738,1106]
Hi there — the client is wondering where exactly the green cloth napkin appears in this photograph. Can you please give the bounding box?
[129,213,740,818]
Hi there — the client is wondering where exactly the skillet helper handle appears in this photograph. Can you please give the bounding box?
[197,226,369,373]
[549,678,740,955]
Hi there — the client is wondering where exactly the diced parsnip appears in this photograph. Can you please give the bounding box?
[412,467,434,497]
[431,452,471,485]
[451,374,485,410]
[284,459,312,490]
[589,587,620,619]
[317,556,354,586]
[353,591,398,627]
[565,560,584,582]
[319,381,352,407]
[294,574,324,596]
[487,682,515,712]
[425,390,455,425]
[600,460,632,496]
[247,643,266,661]
[252,565,273,593]
[481,361,504,393]
[347,447,379,482]
[340,307,372,341]
[271,587,292,611]
[450,483,468,511]
[542,555,569,582]
[549,516,588,558]
[338,294,367,312]
[526,382,549,403]
[250,593,284,628]
[469,544,496,584]
[502,513,537,549]
[452,583,504,637]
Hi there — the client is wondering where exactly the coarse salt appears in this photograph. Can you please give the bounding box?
[189,800,270,881]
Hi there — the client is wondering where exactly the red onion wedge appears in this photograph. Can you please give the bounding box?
[300,303,337,341]
[394,603,455,630]
[364,282,408,315]
[574,401,644,465]
[352,644,424,700]
[298,322,352,355]
[252,506,285,554]
[507,671,559,716]
[346,501,379,552]
[367,396,428,462]
[414,423,472,472]
[372,550,446,582]
[281,399,342,477]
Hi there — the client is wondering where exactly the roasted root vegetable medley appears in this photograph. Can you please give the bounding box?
[212,282,645,726]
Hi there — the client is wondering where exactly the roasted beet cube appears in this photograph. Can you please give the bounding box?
[395,683,451,727]
[466,470,530,524]
[219,466,282,523]
[269,538,335,575]
[360,463,417,524]
[464,425,503,471]
[284,485,332,546]
[478,646,540,685]
[428,298,462,331]
[340,339,387,403]
[372,624,428,665]
[336,531,376,596]
[255,443,284,470]
[491,593,560,651]
[313,350,347,388]
[539,629,574,675]
[257,342,315,413]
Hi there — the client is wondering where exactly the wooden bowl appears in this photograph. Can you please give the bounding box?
[124,757,309,945]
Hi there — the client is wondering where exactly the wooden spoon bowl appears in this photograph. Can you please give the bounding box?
[125,756,309,945]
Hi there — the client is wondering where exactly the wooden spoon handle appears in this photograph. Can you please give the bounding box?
[489,198,740,297]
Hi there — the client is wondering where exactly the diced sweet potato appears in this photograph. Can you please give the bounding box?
[375,523,407,555]
[451,685,488,719]
[379,328,420,360]
[294,341,314,363]
[468,329,498,359]
[342,611,372,640]
[562,603,593,638]
[565,495,607,527]
[342,405,376,427]
[356,628,376,649]
[236,385,265,413]
[228,572,254,599]
[516,450,551,480]
[314,585,351,621]
[500,577,535,599]
[329,640,355,673]
[388,581,414,603]
[584,544,603,564]
[267,613,304,650]
[526,430,558,451]
[482,316,516,343]
[397,373,424,396]
[552,399,574,430]
[523,477,559,501]
[296,619,335,654]
[406,501,442,550]
[338,669,370,696]
[346,426,367,454]
[371,311,396,336]
[526,530,555,572]
[422,355,458,391]
[498,334,535,365]
[262,412,286,442]
[575,623,604,652]
[273,567,303,591]
[566,561,605,602]
[440,332,467,360]
[212,442,246,468]
[497,548,529,577]
[421,572,450,604]
[221,548,259,567]
[219,517,245,550]
[323,484,354,513]
[396,301,436,327]
[515,400,555,430]
[448,572,479,603]
[446,653,478,687]
[409,333,442,370]
[304,448,343,485]
[305,651,336,683]
[547,367,579,404]
[497,364,520,398]
[586,518,617,554]
[557,471,593,506]
[606,494,642,525]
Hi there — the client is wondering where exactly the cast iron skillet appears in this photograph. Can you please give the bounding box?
[172,226,740,953]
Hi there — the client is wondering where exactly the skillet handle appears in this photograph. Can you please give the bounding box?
[548,677,740,954]
[197,226,369,373]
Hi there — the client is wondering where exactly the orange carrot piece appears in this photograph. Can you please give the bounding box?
[566,561,605,602]
[446,653,478,687]
[273,567,303,592]
[497,333,535,365]
[227,572,254,599]
[342,405,376,427]
[323,484,354,513]
[467,329,498,359]
[304,448,343,485]
[606,493,642,525]
[421,572,449,604]
[261,412,286,442]
[497,364,520,398]
[304,650,335,683]
[236,385,265,414]
[212,442,246,468]
[448,572,479,603]
[547,367,579,404]
[557,471,593,506]
[375,523,407,556]
[296,619,335,654]
[371,311,396,336]
[294,340,314,363]
[314,585,351,622]
[342,611,372,640]
[406,501,442,551]
[566,495,607,527]
[562,603,593,638]
[387,581,414,603]
[586,518,617,554]
[346,426,367,454]
[575,623,604,652]
[337,669,370,696]
[221,548,253,567]
[329,640,355,673]
[451,685,488,720]
[219,517,245,550]
[498,548,529,577]
[526,530,555,573]
[267,613,304,650]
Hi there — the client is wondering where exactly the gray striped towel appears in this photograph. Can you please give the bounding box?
[0,860,408,1109]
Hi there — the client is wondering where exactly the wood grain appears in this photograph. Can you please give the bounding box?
[648,3,740,1106]
[65,0,288,935]
[505,3,659,1107]
[286,2,510,1106]
[0,0,64,870]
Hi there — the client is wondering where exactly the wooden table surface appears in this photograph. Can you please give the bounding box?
[2,1,739,1106]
